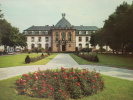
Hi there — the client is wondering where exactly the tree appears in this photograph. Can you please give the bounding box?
[101,2,133,54]
[0,4,4,45]
[90,33,96,48]
[94,28,106,53]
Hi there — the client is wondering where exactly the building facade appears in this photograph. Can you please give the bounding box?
[23,13,98,52]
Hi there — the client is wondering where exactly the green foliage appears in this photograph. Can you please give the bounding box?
[15,68,104,100]
[25,55,30,63]
[76,53,99,62]
[99,2,133,54]
[28,53,50,63]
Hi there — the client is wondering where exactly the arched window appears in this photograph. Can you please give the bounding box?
[31,44,35,49]
[61,32,65,40]
[86,43,89,48]
[55,32,58,41]
[38,43,42,48]
[68,32,71,41]
[79,43,82,49]
[45,43,49,49]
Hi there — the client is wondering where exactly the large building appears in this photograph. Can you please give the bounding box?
[23,13,98,52]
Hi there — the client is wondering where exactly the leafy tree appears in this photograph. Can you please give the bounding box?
[101,2,133,54]
[90,33,96,48]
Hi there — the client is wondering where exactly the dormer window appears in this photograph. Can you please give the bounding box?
[25,31,27,34]
[45,31,48,35]
[79,31,82,34]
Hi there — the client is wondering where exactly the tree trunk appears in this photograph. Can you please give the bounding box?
[4,45,7,54]
[121,44,124,55]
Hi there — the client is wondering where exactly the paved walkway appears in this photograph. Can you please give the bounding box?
[0,54,133,81]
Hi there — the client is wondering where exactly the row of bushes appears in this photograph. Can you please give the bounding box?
[25,53,50,63]
[74,53,99,62]
[15,67,105,100]
[22,47,52,53]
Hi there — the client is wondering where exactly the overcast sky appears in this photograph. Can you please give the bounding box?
[0,0,133,32]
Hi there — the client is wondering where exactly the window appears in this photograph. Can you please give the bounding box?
[79,31,82,34]
[86,43,89,48]
[86,37,89,42]
[45,43,49,49]
[28,31,32,34]
[45,31,48,35]
[62,32,65,40]
[32,31,35,34]
[68,32,71,41]
[69,44,71,47]
[79,37,82,42]
[55,32,58,41]
[25,31,27,34]
[38,44,42,48]
[31,37,34,42]
[31,44,35,49]
[45,37,49,42]
[56,44,58,47]
[38,37,41,42]
[35,31,39,35]
[86,31,89,34]
[79,44,82,49]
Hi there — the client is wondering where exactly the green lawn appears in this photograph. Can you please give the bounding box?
[0,74,133,100]
[70,53,133,69]
[0,53,57,68]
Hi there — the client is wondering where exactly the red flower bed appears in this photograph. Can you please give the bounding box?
[15,67,105,100]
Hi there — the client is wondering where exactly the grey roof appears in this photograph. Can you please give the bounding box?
[55,17,72,28]
[74,26,98,31]
[24,25,51,31]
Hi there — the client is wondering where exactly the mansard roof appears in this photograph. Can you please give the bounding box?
[74,26,98,31]
[24,25,51,31]
[24,13,98,32]
[55,17,72,28]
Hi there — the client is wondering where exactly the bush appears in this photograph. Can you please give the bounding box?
[76,54,99,62]
[25,53,50,63]
[25,55,30,63]
[15,68,104,100]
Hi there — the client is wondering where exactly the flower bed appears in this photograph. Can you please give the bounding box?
[15,67,104,100]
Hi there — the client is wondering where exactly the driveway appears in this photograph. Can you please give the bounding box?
[0,54,133,81]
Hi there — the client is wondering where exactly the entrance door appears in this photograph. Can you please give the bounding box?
[62,45,66,51]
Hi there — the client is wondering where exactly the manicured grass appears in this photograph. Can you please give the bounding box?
[70,53,133,69]
[0,53,57,68]
[0,74,133,100]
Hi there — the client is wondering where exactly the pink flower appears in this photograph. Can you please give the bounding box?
[27,77,31,80]
[41,90,45,93]
[100,82,104,84]
[92,86,96,89]
[62,93,66,95]
[42,83,47,87]
[16,80,20,83]
[54,73,58,75]
[59,90,62,92]
[88,78,91,79]
[92,79,95,82]
[23,89,26,92]
[94,76,98,78]
[35,76,38,80]
[76,83,81,86]
[41,73,45,76]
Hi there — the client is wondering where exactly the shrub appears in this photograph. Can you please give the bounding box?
[25,55,30,63]
[76,54,99,62]
[15,68,105,100]
[93,55,99,62]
